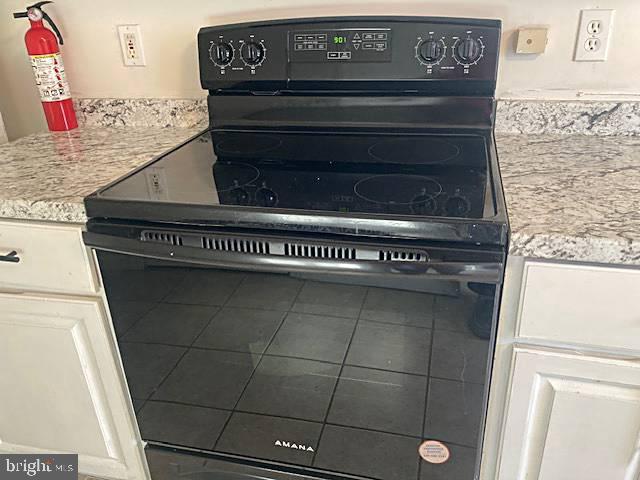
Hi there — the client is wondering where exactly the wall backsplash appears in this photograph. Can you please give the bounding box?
[2,0,640,140]
[76,99,208,129]
[495,100,640,135]
[75,98,640,136]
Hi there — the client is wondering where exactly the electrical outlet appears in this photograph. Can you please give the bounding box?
[145,168,168,200]
[584,38,601,52]
[586,20,602,35]
[574,9,614,62]
[117,25,146,66]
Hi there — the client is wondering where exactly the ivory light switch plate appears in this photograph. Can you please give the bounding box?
[516,28,548,54]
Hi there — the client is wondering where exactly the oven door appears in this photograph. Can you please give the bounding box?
[84,222,504,480]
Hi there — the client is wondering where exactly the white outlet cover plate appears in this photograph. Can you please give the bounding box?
[117,24,146,66]
[574,9,614,62]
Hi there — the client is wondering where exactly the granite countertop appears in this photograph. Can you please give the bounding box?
[0,127,201,222]
[499,134,640,265]
[0,127,638,265]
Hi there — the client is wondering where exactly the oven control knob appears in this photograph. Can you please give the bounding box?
[417,39,444,64]
[241,41,266,66]
[444,195,471,217]
[209,41,234,67]
[230,187,250,205]
[255,187,278,207]
[455,37,482,63]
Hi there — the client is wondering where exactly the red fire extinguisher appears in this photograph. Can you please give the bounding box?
[13,1,77,132]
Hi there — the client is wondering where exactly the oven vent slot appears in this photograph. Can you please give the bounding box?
[283,243,356,260]
[140,230,427,263]
[378,250,428,262]
[201,236,270,254]
[140,230,184,246]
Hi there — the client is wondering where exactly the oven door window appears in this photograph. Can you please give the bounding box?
[99,251,496,480]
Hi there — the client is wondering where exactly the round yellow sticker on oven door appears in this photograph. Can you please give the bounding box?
[418,440,451,464]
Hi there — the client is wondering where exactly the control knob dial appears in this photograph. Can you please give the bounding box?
[209,41,234,67]
[455,37,483,64]
[229,187,250,206]
[255,186,278,207]
[417,38,445,64]
[444,193,471,217]
[241,41,266,66]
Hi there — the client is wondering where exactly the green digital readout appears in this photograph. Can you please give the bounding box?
[333,35,347,44]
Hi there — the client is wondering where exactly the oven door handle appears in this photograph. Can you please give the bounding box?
[83,231,503,283]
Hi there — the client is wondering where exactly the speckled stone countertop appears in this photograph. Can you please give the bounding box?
[0,127,638,265]
[0,127,201,223]
[498,134,640,265]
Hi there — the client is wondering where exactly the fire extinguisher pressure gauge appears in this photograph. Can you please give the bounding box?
[27,7,43,22]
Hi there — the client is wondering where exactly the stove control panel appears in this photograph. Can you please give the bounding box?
[290,30,392,62]
[198,17,500,93]
[207,34,268,73]
[415,31,488,74]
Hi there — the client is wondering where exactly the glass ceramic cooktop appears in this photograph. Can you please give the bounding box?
[99,129,492,219]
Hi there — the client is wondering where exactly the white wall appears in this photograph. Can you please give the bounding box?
[1,0,639,139]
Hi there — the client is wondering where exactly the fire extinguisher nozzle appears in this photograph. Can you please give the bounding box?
[42,12,63,45]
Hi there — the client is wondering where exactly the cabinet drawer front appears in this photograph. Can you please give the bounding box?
[517,261,640,351]
[0,220,97,294]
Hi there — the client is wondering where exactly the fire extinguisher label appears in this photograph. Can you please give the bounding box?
[30,53,71,103]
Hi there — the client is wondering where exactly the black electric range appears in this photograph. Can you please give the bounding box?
[84,16,506,480]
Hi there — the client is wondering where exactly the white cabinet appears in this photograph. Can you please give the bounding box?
[0,220,98,295]
[516,262,640,351]
[497,348,640,480]
[486,259,640,480]
[0,219,148,480]
[0,293,147,480]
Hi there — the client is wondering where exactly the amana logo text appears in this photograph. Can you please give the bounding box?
[274,440,315,452]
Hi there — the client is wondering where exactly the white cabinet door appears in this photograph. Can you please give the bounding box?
[497,348,640,480]
[0,293,148,480]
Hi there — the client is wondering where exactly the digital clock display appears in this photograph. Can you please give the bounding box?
[333,35,347,44]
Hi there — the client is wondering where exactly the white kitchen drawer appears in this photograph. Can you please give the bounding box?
[516,261,640,352]
[0,220,97,295]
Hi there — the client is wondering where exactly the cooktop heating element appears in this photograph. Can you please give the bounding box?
[368,137,461,164]
[353,174,443,205]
